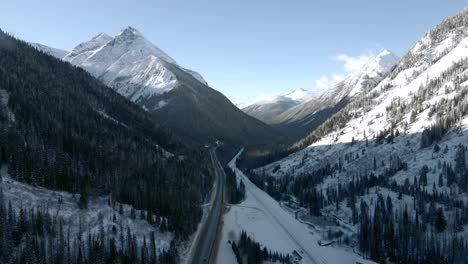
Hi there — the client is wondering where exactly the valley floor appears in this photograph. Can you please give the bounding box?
[216,149,359,264]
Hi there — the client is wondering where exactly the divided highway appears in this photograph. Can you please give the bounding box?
[190,148,225,264]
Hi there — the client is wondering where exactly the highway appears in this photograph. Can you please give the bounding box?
[190,148,225,264]
[228,148,324,264]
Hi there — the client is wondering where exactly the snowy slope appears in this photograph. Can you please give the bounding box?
[55,27,280,145]
[217,149,359,264]
[63,27,207,102]
[242,88,313,124]
[242,50,398,142]
[64,32,113,65]
[1,165,173,252]
[253,9,468,262]
[30,42,69,59]
[261,10,468,179]
[346,49,399,97]
[276,50,399,126]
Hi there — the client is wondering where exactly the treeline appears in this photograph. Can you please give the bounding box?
[388,8,468,80]
[247,136,468,263]
[250,159,394,218]
[0,30,213,240]
[0,186,177,264]
[231,231,291,264]
[237,147,293,171]
[224,166,245,204]
[359,194,468,264]
[294,31,468,155]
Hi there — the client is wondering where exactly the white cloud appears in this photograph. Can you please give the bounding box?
[314,73,345,92]
[333,51,374,73]
[255,92,280,102]
[308,51,375,94]
[237,50,376,107]
[236,92,280,108]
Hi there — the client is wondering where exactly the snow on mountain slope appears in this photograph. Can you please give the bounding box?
[63,27,207,102]
[260,10,468,178]
[242,88,312,124]
[282,87,312,102]
[30,42,69,59]
[63,32,113,65]
[244,50,399,142]
[276,50,399,126]
[55,26,279,145]
[245,87,312,108]
[250,10,468,263]
[346,49,399,97]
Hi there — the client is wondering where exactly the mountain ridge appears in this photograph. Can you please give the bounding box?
[246,9,468,264]
[242,50,399,143]
[59,26,281,145]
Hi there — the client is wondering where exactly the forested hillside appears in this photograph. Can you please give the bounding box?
[0,30,213,263]
[250,8,468,264]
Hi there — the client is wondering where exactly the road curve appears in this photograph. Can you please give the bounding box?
[190,148,225,264]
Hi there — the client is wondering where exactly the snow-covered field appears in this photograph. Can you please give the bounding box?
[0,165,173,252]
[216,149,359,264]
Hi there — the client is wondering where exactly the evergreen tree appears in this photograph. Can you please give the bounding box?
[435,208,446,233]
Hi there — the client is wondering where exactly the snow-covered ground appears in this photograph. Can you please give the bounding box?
[217,149,359,264]
[0,165,173,252]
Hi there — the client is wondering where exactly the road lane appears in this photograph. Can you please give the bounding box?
[190,148,225,264]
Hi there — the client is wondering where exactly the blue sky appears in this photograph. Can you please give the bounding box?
[1,0,466,104]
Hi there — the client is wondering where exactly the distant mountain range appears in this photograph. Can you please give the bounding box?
[242,50,399,142]
[242,88,313,124]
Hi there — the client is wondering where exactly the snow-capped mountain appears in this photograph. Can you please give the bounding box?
[278,49,399,124]
[62,26,279,144]
[63,32,113,64]
[261,9,468,176]
[242,88,312,124]
[30,42,69,59]
[63,27,207,102]
[344,49,399,97]
[252,10,468,263]
[244,50,398,127]
[256,49,399,142]
[281,87,312,102]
